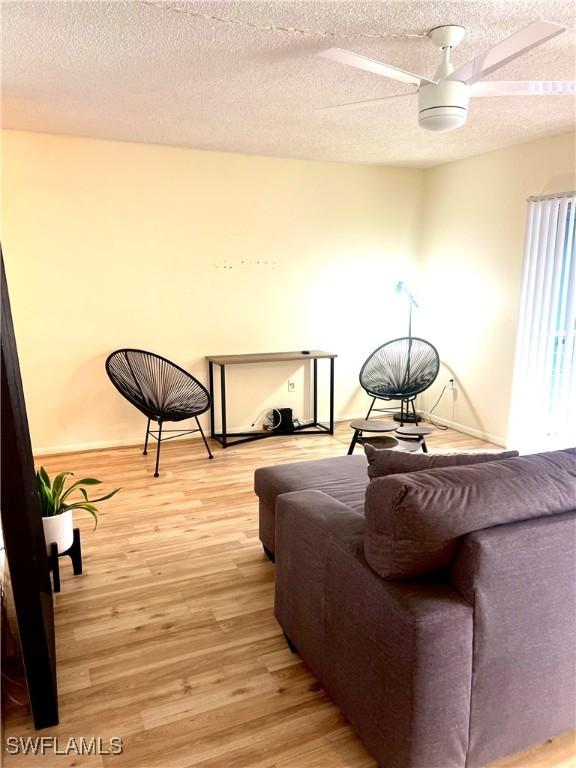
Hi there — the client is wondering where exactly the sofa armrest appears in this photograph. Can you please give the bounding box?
[276,489,365,553]
[274,490,364,676]
[274,489,473,768]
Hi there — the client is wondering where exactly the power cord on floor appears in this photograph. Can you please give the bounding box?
[421,384,450,430]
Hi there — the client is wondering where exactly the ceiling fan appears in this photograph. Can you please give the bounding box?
[318,21,575,132]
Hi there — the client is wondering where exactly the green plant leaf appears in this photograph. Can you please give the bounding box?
[38,466,51,490]
[37,468,119,529]
[36,470,54,516]
[82,488,121,505]
[63,502,99,530]
[51,471,74,513]
[60,477,102,504]
[36,476,54,516]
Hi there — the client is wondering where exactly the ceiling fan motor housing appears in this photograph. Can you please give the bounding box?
[418,80,469,132]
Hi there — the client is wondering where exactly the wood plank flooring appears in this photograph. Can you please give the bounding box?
[3,423,575,767]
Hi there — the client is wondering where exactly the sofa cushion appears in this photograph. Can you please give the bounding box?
[254,454,368,515]
[364,443,519,479]
[364,447,576,580]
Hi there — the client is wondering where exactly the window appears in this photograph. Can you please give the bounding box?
[509,193,575,452]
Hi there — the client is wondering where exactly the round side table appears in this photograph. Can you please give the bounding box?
[348,419,398,455]
[395,425,434,453]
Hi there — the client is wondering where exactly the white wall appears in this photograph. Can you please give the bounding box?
[417,131,575,445]
[3,129,573,453]
[1,130,423,453]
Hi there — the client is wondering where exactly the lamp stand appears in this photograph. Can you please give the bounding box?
[393,291,420,423]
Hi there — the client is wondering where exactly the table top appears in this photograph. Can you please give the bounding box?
[395,425,435,436]
[206,350,337,365]
[360,436,399,447]
[350,419,398,432]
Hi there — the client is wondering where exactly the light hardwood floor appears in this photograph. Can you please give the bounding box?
[3,423,575,767]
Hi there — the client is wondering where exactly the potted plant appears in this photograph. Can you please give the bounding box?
[36,467,120,555]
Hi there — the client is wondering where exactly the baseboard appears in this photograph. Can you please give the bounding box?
[33,417,365,457]
[424,414,507,447]
[33,432,201,457]
[33,412,506,456]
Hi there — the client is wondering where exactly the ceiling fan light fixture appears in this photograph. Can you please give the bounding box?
[419,108,467,132]
[418,80,469,132]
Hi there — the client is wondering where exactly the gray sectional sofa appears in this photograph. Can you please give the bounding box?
[254,446,576,768]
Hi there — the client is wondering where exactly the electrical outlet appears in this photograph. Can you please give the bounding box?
[288,381,296,392]
[448,378,456,390]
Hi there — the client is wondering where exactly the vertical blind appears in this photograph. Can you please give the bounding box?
[509,192,576,452]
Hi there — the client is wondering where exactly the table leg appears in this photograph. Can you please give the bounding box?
[208,361,215,438]
[313,358,317,425]
[329,358,334,434]
[49,544,60,593]
[348,429,361,455]
[70,528,83,575]
[365,397,376,419]
[220,364,227,448]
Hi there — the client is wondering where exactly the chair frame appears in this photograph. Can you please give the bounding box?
[106,349,213,477]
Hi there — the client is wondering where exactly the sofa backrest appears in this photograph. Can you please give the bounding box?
[364,447,576,580]
[450,511,576,766]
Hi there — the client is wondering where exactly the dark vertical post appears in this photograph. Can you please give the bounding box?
[220,364,227,448]
[143,418,150,455]
[329,357,335,434]
[313,358,318,425]
[154,420,163,477]
[196,416,213,459]
[347,429,360,455]
[208,361,215,437]
[70,529,83,575]
[365,397,376,419]
[49,545,60,593]
[1,249,59,728]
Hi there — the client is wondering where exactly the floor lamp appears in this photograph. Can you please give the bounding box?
[394,281,420,423]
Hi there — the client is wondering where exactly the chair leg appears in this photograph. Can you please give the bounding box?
[365,397,376,419]
[143,418,151,455]
[195,416,213,460]
[411,399,419,425]
[154,420,163,478]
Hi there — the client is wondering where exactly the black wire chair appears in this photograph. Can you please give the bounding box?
[359,337,440,425]
[106,349,213,477]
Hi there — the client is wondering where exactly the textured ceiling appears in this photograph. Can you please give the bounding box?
[1,0,575,167]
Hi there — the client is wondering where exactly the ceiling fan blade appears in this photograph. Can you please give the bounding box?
[318,93,415,113]
[471,80,576,96]
[448,20,566,86]
[318,48,435,86]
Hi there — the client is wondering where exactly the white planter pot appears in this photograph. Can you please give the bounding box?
[42,510,74,555]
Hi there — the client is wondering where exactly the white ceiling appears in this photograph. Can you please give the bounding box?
[1,1,575,167]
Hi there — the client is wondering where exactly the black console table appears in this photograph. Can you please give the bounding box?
[206,351,336,448]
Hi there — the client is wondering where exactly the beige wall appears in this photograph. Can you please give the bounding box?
[418,131,575,445]
[1,130,423,453]
[2,129,573,453]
